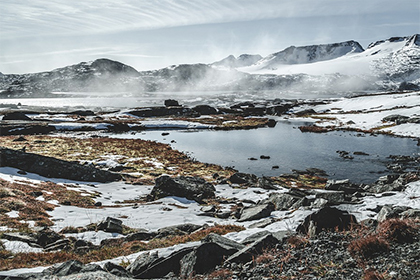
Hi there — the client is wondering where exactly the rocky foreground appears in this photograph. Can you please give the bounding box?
[0,93,419,279]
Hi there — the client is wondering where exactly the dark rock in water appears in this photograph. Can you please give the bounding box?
[2,112,32,121]
[128,106,197,118]
[238,202,275,222]
[192,105,218,115]
[97,217,123,233]
[229,172,257,185]
[0,147,120,182]
[260,155,270,159]
[150,175,215,203]
[164,99,180,107]
[297,207,357,236]
[267,118,277,127]
[225,234,279,264]
[127,251,161,277]
[248,157,258,161]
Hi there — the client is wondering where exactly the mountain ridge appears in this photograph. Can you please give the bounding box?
[0,34,419,97]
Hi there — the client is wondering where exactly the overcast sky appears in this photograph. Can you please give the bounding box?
[1,0,419,74]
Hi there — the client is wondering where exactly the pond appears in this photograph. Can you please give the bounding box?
[110,120,419,184]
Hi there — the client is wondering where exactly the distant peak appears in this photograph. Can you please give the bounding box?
[212,54,262,68]
[367,35,416,49]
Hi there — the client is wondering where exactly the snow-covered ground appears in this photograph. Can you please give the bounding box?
[291,91,420,138]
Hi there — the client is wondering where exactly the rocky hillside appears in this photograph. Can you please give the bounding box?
[1,35,419,97]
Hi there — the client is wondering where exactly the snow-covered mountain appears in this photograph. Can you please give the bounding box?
[211,54,263,68]
[0,35,419,97]
[238,35,420,88]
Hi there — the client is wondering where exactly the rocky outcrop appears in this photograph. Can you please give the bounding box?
[149,175,216,203]
[0,147,120,182]
[297,207,357,236]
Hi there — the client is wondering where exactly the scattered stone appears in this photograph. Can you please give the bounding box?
[267,119,277,127]
[97,217,123,234]
[377,205,410,222]
[262,192,305,211]
[238,202,275,222]
[192,105,218,115]
[249,217,277,229]
[103,262,131,278]
[260,155,270,159]
[150,175,215,203]
[125,229,155,242]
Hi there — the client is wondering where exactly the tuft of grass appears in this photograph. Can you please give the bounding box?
[377,218,418,244]
[348,235,389,260]
[287,235,309,248]
[363,268,386,280]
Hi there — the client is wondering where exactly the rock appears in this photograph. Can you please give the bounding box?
[36,229,63,248]
[238,202,275,222]
[2,112,32,121]
[192,105,218,115]
[296,207,357,235]
[382,114,410,124]
[241,230,289,245]
[49,260,85,276]
[229,172,257,185]
[180,242,241,277]
[44,239,72,251]
[262,193,304,211]
[12,136,28,142]
[155,223,202,238]
[256,177,278,190]
[69,110,95,116]
[365,173,412,193]
[134,247,194,279]
[325,179,362,194]
[315,191,348,205]
[127,251,161,277]
[201,233,245,251]
[249,217,277,229]
[125,230,155,242]
[97,217,123,233]
[260,155,270,159]
[225,234,279,264]
[398,81,420,91]
[164,99,180,107]
[150,175,215,203]
[103,262,131,278]
[377,205,410,222]
[267,119,277,127]
[401,209,420,219]
[0,147,120,182]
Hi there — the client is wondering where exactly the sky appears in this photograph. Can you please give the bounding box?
[0,0,419,74]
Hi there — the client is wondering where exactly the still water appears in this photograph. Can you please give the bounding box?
[112,120,419,184]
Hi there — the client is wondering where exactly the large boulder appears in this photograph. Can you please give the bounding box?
[296,207,357,236]
[127,251,161,277]
[192,105,218,115]
[150,175,215,203]
[97,217,123,234]
[0,147,120,182]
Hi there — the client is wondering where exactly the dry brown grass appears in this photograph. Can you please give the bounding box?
[348,235,389,260]
[0,136,235,183]
[376,218,418,244]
